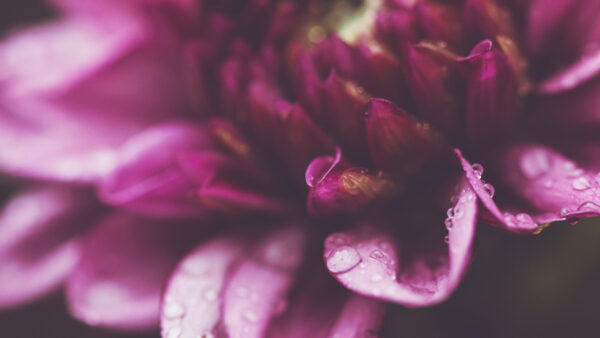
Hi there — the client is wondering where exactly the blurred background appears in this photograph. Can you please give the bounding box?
[2,1,600,338]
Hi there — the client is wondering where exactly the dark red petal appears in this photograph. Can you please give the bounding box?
[459,41,520,149]
[365,98,442,174]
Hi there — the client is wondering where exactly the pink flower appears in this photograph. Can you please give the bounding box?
[1,0,600,337]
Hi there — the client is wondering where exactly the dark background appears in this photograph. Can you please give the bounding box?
[2,1,600,337]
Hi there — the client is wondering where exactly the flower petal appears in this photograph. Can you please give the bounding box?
[0,16,190,182]
[245,84,335,181]
[538,48,600,94]
[327,295,385,338]
[532,75,600,132]
[464,0,517,40]
[455,148,540,233]
[416,1,465,50]
[459,41,519,148]
[222,225,307,338]
[0,15,145,96]
[98,122,214,219]
[0,187,99,308]
[399,42,460,141]
[65,214,204,331]
[365,98,442,174]
[526,0,600,76]
[161,236,247,338]
[324,179,477,306]
[306,151,400,216]
[495,145,600,223]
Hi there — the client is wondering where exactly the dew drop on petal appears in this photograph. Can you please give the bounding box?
[164,303,185,319]
[444,217,453,230]
[444,235,450,244]
[572,176,592,191]
[167,326,182,338]
[482,183,495,197]
[577,201,600,212]
[203,289,218,301]
[369,249,390,264]
[243,310,259,323]
[472,163,484,179]
[520,149,551,179]
[327,246,361,274]
[560,208,569,217]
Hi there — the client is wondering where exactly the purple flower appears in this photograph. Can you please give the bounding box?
[1,0,600,336]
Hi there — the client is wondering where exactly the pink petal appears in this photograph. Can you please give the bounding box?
[0,187,100,308]
[532,75,600,132]
[327,295,386,338]
[526,0,600,75]
[0,15,145,96]
[266,265,384,338]
[98,122,214,218]
[0,16,190,182]
[223,225,307,338]
[538,48,600,94]
[496,145,600,223]
[161,237,247,338]
[65,214,203,331]
[324,179,477,307]
[455,148,540,233]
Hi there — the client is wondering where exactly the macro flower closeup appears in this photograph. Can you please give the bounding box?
[2,0,600,337]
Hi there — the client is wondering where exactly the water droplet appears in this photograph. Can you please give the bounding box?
[243,310,259,323]
[167,326,182,338]
[453,206,463,218]
[377,240,392,251]
[164,303,185,319]
[446,207,455,218]
[182,256,209,276]
[472,163,484,179]
[482,183,495,197]
[305,150,340,187]
[369,250,390,264]
[444,217,453,230]
[203,289,218,301]
[371,273,383,282]
[520,150,551,179]
[326,246,361,274]
[444,235,450,244]
[577,201,600,212]
[572,176,591,191]
[543,179,555,188]
[560,208,569,217]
